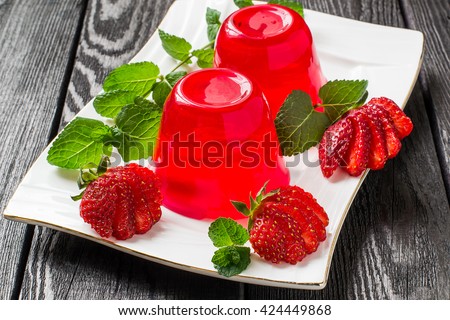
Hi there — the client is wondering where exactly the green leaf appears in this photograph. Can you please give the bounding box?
[319,80,369,122]
[208,218,249,247]
[268,0,304,17]
[192,48,214,69]
[152,71,187,108]
[212,246,251,277]
[231,201,251,217]
[206,7,221,42]
[93,90,139,118]
[233,0,253,8]
[47,117,112,169]
[275,90,331,156]
[158,29,192,62]
[112,101,161,162]
[165,71,187,87]
[103,62,160,96]
[152,81,172,108]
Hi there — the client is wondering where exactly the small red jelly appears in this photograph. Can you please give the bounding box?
[153,68,290,220]
[214,4,326,117]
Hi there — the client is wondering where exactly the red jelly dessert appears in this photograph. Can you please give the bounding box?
[214,4,326,117]
[153,68,290,220]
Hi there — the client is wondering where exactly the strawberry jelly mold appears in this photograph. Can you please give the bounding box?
[214,4,326,117]
[153,68,290,220]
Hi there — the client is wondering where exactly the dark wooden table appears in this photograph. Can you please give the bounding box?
[0,0,448,300]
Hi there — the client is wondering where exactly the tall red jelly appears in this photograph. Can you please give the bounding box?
[214,4,326,117]
[153,68,290,220]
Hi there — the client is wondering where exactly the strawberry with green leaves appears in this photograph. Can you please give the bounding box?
[209,183,328,272]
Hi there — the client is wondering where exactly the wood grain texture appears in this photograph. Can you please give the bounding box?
[0,0,85,299]
[400,0,450,200]
[244,0,450,299]
[19,0,242,300]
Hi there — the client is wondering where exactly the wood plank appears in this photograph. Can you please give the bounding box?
[0,0,85,299]
[400,0,450,199]
[19,0,242,300]
[244,0,450,299]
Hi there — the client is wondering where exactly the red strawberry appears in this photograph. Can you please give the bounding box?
[125,164,162,234]
[232,184,328,264]
[250,202,307,264]
[368,104,402,159]
[276,201,319,253]
[265,185,329,228]
[343,110,372,176]
[319,117,353,178]
[79,163,162,240]
[361,106,389,170]
[367,97,413,139]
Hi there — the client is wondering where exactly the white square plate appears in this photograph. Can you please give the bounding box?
[4,0,423,289]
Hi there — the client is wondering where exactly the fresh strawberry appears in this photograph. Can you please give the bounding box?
[232,183,328,264]
[265,185,329,228]
[79,163,162,240]
[361,106,389,170]
[125,164,162,234]
[367,97,413,139]
[275,201,319,253]
[367,103,402,159]
[250,202,307,264]
[319,117,353,178]
[343,110,372,176]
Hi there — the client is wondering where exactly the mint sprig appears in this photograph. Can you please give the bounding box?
[268,0,304,17]
[206,8,222,42]
[233,0,253,8]
[275,80,369,156]
[47,118,112,169]
[209,217,249,247]
[212,246,251,278]
[159,29,215,71]
[208,218,251,277]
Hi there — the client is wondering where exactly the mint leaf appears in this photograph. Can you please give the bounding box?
[165,71,187,87]
[206,7,221,42]
[152,71,187,108]
[319,80,368,122]
[152,81,172,108]
[93,90,139,118]
[47,117,112,169]
[212,246,251,277]
[275,90,331,156]
[113,101,161,162]
[158,29,192,62]
[192,48,214,68]
[209,218,249,247]
[103,62,160,97]
[233,0,253,8]
[268,0,304,17]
